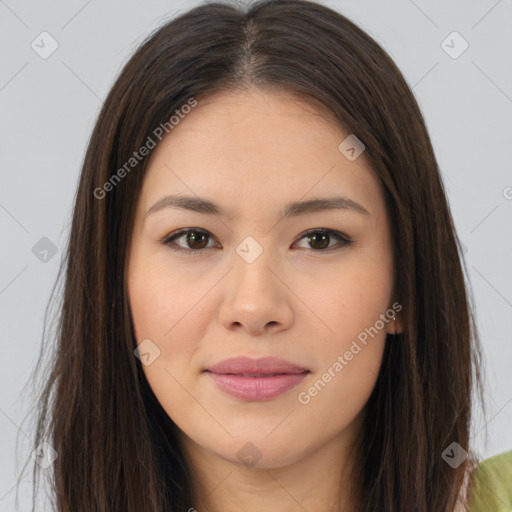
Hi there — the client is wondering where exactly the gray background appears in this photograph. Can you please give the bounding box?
[1,0,511,509]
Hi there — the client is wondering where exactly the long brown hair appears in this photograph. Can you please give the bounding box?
[24,0,485,510]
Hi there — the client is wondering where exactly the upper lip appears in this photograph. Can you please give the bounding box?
[205,356,309,375]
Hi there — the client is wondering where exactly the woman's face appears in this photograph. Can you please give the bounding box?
[126,88,398,469]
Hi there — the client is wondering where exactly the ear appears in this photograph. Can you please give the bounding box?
[386,301,403,335]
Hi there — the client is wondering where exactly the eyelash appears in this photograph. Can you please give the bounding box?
[160,228,352,257]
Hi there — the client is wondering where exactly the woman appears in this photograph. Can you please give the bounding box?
[27,0,511,510]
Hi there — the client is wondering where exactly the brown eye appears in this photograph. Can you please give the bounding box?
[182,230,209,249]
[294,229,352,252]
[162,228,218,253]
[307,231,330,250]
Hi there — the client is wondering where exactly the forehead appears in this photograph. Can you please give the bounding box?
[139,87,382,220]
[173,87,350,155]
[149,87,355,161]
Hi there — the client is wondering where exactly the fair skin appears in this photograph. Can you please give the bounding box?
[126,87,402,512]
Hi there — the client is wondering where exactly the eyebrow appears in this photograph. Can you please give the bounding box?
[145,194,371,219]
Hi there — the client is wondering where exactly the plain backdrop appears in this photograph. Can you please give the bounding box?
[1,0,511,509]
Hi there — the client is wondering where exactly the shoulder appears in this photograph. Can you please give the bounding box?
[467,449,512,512]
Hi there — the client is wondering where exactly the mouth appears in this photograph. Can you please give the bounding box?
[203,356,311,401]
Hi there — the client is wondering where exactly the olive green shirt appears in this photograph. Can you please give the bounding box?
[468,450,512,511]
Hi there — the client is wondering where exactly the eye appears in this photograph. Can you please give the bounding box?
[293,228,352,252]
[161,228,352,256]
[161,228,219,256]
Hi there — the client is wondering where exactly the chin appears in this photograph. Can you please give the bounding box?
[198,430,314,470]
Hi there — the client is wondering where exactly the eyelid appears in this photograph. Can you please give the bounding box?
[161,228,219,252]
[294,228,352,245]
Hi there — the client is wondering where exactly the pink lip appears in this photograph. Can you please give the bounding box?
[204,356,310,401]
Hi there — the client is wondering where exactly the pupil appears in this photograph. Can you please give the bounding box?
[310,232,329,250]
[188,232,208,249]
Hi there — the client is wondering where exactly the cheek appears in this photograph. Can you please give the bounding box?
[299,251,394,412]
[128,258,204,341]
[126,259,205,414]
[295,334,385,454]
[127,256,215,389]
[295,270,391,433]
[307,259,394,347]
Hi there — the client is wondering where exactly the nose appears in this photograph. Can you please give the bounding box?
[217,245,294,337]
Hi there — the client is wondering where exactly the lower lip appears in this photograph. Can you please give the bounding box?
[206,371,309,401]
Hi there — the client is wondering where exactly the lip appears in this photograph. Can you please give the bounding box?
[204,356,310,401]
